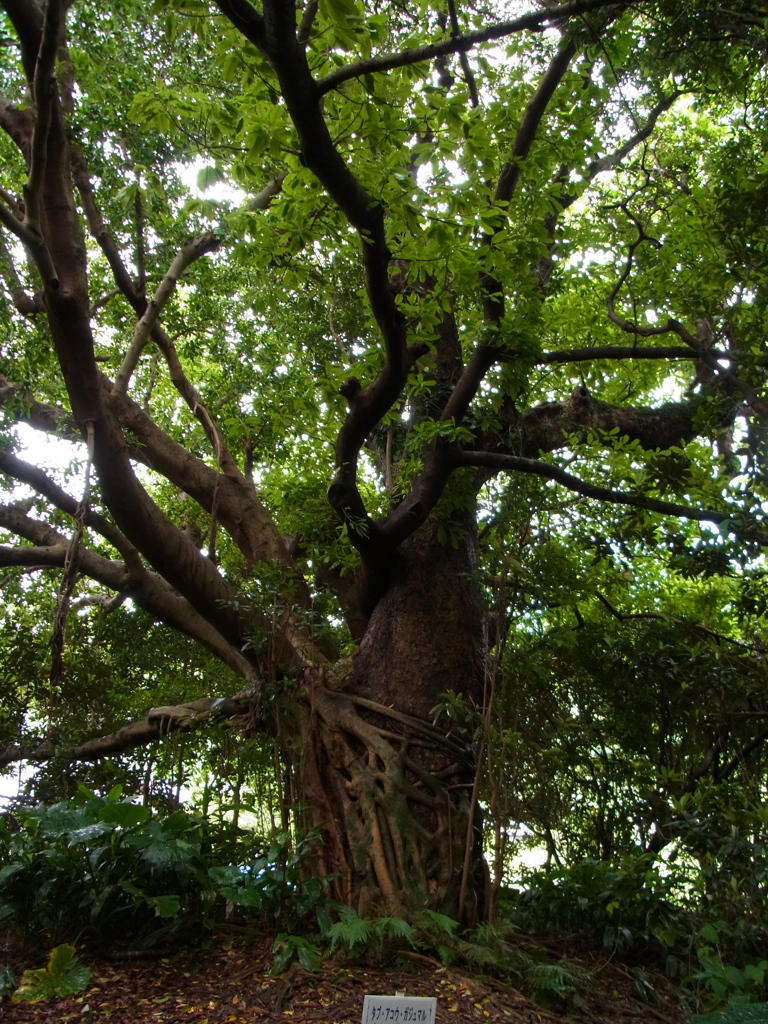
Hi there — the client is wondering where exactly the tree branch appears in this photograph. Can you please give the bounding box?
[716,727,768,782]
[246,171,287,210]
[491,385,735,501]
[71,149,260,479]
[495,39,579,208]
[0,194,42,251]
[379,37,587,549]
[537,344,711,364]
[585,91,681,179]
[648,722,768,852]
[0,694,250,769]
[70,591,126,615]
[70,144,141,303]
[114,232,221,397]
[687,726,730,789]
[25,0,61,234]
[108,381,335,672]
[0,526,260,683]
[0,95,33,163]
[147,324,243,479]
[0,448,133,557]
[134,176,146,297]
[296,0,318,45]
[49,420,95,699]
[606,233,698,345]
[594,591,760,652]
[0,374,78,437]
[455,448,742,531]
[607,233,768,418]
[1,0,44,81]
[378,437,457,545]
[218,0,423,552]
[536,91,682,285]
[210,0,265,52]
[20,0,60,286]
[445,0,478,107]
[315,0,642,95]
[107,380,332,664]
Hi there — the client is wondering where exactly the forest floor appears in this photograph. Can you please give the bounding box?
[1,933,689,1024]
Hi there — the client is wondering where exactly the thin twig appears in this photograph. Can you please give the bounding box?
[49,419,95,721]
[114,232,220,396]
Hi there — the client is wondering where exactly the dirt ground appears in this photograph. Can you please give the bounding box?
[1,934,688,1024]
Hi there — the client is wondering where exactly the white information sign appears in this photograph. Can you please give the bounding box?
[361,993,437,1024]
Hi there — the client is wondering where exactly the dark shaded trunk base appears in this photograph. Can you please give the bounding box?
[290,517,489,920]
[294,672,486,922]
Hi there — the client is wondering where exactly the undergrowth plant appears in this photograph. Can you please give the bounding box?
[0,785,329,950]
[5,778,768,1015]
[509,853,687,955]
[11,945,91,1003]
[323,905,591,1009]
[508,832,768,1011]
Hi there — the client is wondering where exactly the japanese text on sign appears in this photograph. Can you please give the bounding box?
[361,994,437,1024]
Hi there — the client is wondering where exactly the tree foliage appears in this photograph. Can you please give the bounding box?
[0,0,768,924]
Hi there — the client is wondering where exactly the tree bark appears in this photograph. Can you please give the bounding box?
[290,517,489,922]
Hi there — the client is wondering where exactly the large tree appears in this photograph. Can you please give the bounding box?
[1,0,767,920]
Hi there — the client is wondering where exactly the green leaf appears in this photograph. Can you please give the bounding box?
[208,865,243,885]
[67,822,114,845]
[0,862,25,885]
[149,894,181,918]
[12,967,55,1003]
[693,1006,768,1024]
[13,945,92,1002]
[98,802,151,829]
[197,165,225,191]
[225,886,264,908]
[297,941,321,972]
[320,0,359,27]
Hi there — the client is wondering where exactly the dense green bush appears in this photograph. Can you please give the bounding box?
[4,779,768,1012]
[0,785,329,949]
[510,853,687,955]
[509,838,768,1009]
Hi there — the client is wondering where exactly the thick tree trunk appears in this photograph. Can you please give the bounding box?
[292,518,490,921]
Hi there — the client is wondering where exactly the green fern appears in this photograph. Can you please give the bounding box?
[327,905,374,954]
[327,907,418,956]
[413,909,459,937]
[373,916,414,945]
[413,914,591,1009]
[270,934,322,975]
[526,961,590,1006]
[321,902,592,1012]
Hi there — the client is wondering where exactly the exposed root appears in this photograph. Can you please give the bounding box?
[294,675,480,920]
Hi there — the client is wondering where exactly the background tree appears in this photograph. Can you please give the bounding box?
[1,0,768,922]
